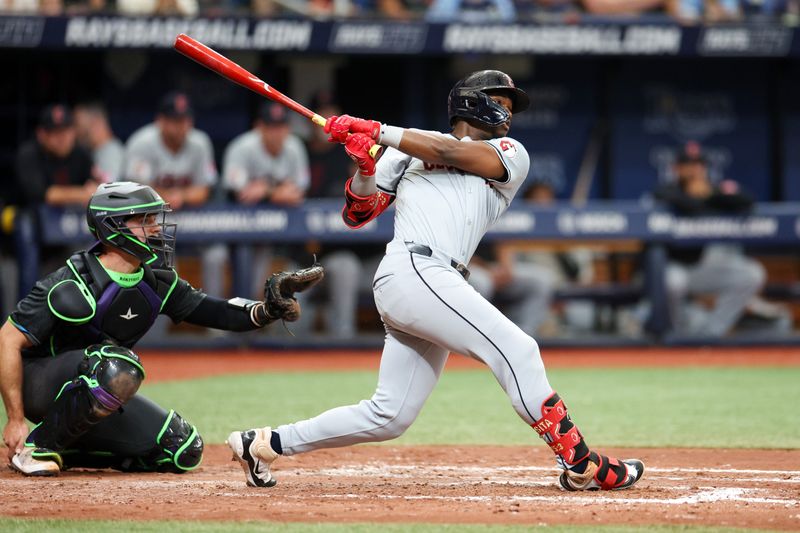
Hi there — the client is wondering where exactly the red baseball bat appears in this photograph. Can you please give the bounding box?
[174,33,325,127]
[173,33,380,157]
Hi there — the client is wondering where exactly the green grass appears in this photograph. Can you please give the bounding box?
[128,366,800,449]
[0,519,777,533]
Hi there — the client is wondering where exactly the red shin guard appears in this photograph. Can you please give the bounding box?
[532,392,643,491]
[531,392,590,468]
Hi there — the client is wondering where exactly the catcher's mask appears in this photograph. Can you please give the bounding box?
[448,70,530,128]
[87,182,177,268]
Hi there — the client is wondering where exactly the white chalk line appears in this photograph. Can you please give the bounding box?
[2,463,798,509]
[312,487,797,507]
[305,464,800,483]
[352,463,800,475]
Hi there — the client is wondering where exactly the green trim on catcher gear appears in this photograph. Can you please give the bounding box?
[89,200,165,212]
[47,279,97,324]
[66,258,95,300]
[60,449,115,457]
[110,233,159,266]
[154,410,203,471]
[52,379,76,402]
[173,425,201,470]
[31,448,64,469]
[25,423,43,445]
[159,270,179,312]
[84,345,146,379]
[49,336,56,357]
[100,266,144,288]
[155,411,173,443]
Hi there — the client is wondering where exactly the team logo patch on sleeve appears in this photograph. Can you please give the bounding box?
[499,140,517,158]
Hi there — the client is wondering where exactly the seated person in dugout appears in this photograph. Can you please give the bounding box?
[1,181,323,476]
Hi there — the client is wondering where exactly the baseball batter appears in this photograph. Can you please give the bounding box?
[228,71,644,491]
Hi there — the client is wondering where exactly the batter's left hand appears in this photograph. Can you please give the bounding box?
[325,114,355,144]
[325,115,381,143]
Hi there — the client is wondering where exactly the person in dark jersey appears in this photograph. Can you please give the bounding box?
[1,181,323,476]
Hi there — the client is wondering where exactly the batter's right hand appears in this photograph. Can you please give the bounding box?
[345,134,380,176]
[3,419,28,462]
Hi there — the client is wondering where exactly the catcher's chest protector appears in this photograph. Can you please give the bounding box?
[64,252,170,346]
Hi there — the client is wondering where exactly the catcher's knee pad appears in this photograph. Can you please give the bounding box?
[80,344,146,411]
[29,344,145,451]
[134,410,203,473]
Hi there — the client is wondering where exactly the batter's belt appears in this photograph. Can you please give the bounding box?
[405,242,470,281]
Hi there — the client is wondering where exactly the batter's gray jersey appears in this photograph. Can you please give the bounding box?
[222,130,309,192]
[124,124,217,187]
[274,131,555,458]
[375,132,530,264]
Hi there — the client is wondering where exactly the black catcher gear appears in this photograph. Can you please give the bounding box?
[59,409,204,473]
[87,181,177,268]
[448,70,530,127]
[126,410,204,473]
[264,262,325,322]
[27,344,145,451]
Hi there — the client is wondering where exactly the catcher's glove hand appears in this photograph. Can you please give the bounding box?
[263,262,325,322]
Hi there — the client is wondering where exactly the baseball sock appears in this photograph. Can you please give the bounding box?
[271,431,283,455]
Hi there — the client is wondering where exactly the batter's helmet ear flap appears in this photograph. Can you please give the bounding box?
[448,70,530,127]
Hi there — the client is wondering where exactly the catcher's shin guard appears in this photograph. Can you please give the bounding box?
[532,392,644,491]
[123,410,203,473]
[28,345,145,451]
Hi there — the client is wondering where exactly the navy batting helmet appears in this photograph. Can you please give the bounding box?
[448,70,530,127]
[87,182,177,268]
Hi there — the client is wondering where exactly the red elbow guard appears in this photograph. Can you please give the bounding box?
[342,177,392,229]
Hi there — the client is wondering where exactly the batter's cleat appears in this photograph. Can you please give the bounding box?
[559,453,644,491]
[10,447,63,477]
[227,428,278,488]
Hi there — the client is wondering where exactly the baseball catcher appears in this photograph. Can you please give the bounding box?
[1,181,323,476]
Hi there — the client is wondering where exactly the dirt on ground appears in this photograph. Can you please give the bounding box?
[2,348,799,530]
[1,445,798,530]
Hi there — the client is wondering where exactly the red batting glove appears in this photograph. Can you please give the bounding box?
[348,117,381,141]
[324,114,355,144]
[344,133,380,176]
[325,115,382,143]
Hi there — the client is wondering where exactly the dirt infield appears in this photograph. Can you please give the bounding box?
[1,445,798,529]
[2,348,799,529]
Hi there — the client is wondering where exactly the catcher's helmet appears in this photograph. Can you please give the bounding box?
[448,70,530,127]
[87,182,177,268]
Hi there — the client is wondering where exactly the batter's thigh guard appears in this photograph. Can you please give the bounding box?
[29,344,145,451]
[128,410,204,473]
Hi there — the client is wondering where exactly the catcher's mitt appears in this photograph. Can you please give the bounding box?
[264,262,325,322]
